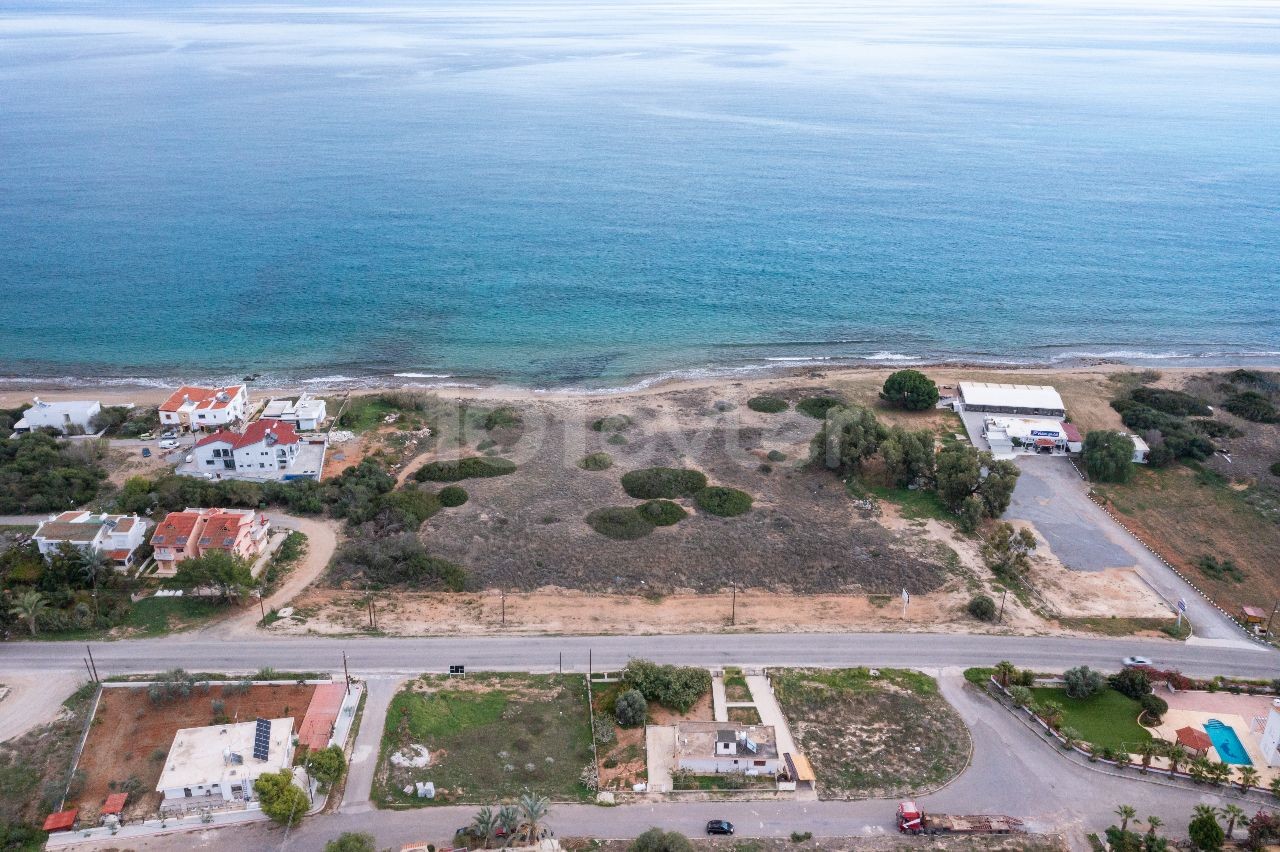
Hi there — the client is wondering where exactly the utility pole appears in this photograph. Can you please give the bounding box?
[559,652,563,674]
[1267,599,1280,638]
[731,584,737,626]
[588,649,592,680]
[366,584,375,630]
[86,645,99,682]
[501,589,506,627]
[257,588,266,621]
[998,589,1007,624]
[343,650,351,694]
[84,658,95,684]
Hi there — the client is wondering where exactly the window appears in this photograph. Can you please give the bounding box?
[184,788,192,797]
[754,760,766,767]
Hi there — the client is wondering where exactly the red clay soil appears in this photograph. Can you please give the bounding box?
[74,684,315,822]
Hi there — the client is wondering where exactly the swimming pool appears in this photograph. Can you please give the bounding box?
[1204,720,1252,765]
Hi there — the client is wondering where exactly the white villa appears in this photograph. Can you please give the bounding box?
[11,398,102,435]
[159,385,249,432]
[674,722,781,775]
[191,419,310,480]
[260,393,327,431]
[156,718,295,809]
[33,511,148,568]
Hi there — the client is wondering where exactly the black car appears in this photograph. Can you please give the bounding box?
[706,820,734,836]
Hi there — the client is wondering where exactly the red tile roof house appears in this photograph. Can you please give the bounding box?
[192,419,304,480]
[32,511,148,568]
[149,508,270,576]
[158,385,249,432]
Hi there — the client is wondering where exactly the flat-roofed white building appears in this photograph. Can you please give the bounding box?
[674,722,781,775]
[260,393,327,431]
[957,383,1066,418]
[12,398,102,435]
[156,717,294,808]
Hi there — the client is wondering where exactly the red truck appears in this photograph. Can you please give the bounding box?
[897,801,1023,836]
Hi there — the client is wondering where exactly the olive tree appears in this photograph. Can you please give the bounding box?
[1082,430,1136,483]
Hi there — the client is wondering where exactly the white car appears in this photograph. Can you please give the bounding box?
[1122,656,1152,668]
[158,438,179,450]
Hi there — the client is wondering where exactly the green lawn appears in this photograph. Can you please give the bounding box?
[376,673,594,806]
[126,596,222,635]
[1029,687,1152,751]
[864,483,954,522]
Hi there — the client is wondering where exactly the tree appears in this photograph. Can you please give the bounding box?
[1008,686,1032,707]
[1082,431,1137,483]
[880,426,937,487]
[1189,805,1224,851]
[978,458,1021,518]
[981,523,1038,577]
[967,594,997,622]
[629,827,695,852]
[615,689,647,727]
[1039,701,1064,729]
[164,550,255,604]
[880,370,940,411]
[517,792,549,843]
[1109,668,1152,700]
[307,745,346,786]
[471,806,497,849]
[1248,810,1280,849]
[8,589,49,636]
[253,769,309,826]
[994,660,1018,688]
[1271,774,1280,799]
[935,445,1021,522]
[1116,805,1137,833]
[1136,740,1160,774]
[496,805,519,842]
[325,832,377,852]
[1164,742,1188,775]
[1236,765,1259,792]
[1063,666,1106,699]
[815,404,888,473]
[1220,804,1246,838]
[1145,816,1162,836]
[1208,761,1232,787]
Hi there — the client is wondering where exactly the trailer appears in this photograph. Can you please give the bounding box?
[897,801,1023,835]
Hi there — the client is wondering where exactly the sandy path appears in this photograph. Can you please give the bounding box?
[0,671,81,743]
[215,514,340,637]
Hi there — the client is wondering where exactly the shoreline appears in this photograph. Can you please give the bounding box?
[0,358,1269,409]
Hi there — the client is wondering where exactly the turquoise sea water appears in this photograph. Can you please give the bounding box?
[1,0,1278,389]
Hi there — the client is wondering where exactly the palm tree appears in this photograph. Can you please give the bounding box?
[1165,742,1188,776]
[1137,741,1160,774]
[1116,805,1137,833]
[1194,804,1221,823]
[1270,774,1280,800]
[1209,761,1233,787]
[994,660,1017,688]
[1237,765,1260,791]
[1146,816,1163,836]
[471,806,496,849]
[1040,701,1064,729]
[496,805,519,847]
[517,791,549,843]
[8,590,49,636]
[1221,804,1246,839]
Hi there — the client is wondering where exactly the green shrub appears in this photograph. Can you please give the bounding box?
[622,659,711,713]
[483,406,522,430]
[607,434,628,446]
[967,594,997,622]
[747,396,788,413]
[1223,391,1278,423]
[1082,431,1136,483]
[328,533,466,590]
[1139,693,1169,722]
[629,828,694,852]
[615,689,648,726]
[620,467,707,499]
[1198,555,1244,583]
[1107,668,1151,700]
[790,831,814,844]
[438,486,468,508]
[592,414,633,432]
[1272,461,1280,477]
[766,450,787,462]
[1129,386,1211,417]
[577,452,614,471]
[796,396,846,419]
[586,507,655,540]
[880,369,940,411]
[636,499,686,526]
[307,745,347,786]
[413,456,516,482]
[693,486,752,517]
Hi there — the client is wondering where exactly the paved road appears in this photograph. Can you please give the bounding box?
[1006,457,1241,641]
[3,631,1276,680]
[89,670,1256,852]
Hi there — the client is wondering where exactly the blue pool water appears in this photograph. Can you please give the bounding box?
[1204,720,1252,766]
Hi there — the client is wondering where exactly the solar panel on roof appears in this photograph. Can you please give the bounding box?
[252,718,271,761]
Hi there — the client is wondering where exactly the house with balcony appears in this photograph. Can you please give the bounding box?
[159,385,249,432]
[189,419,319,482]
[33,511,147,567]
[259,393,327,431]
[149,507,270,575]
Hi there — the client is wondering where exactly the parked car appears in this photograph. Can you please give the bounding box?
[161,429,178,439]
[138,431,155,441]
[158,438,179,450]
[706,820,734,836]
[141,448,151,458]
[1122,656,1152,668]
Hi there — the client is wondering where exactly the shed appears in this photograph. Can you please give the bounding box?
[1241,606,1268,626]
[1176,726,1212,756]
[101,792,128,816]
[42,809,78,832]
[298,682,347,751]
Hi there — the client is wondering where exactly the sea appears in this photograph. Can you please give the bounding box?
[1,0,1278,392]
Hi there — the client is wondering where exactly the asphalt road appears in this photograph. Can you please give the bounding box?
[3,631,1276,680]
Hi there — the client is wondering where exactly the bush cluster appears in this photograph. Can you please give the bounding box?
[1110,395,1214,463]
[414,456,516,482]
[614,688,648,727]
[967,594,997,622]
[483,406,523,430]
[577,452,613,471]
[693,486,752,517]
[1129,386,1211,417]
[0,432,108,513]
[796,396,846,419]
[438,485,468,508]
[746,396,788,413]
[591,414,632,433]
[328,533,467,590]
[622,659,711,713]
[1223,390,1278,423]
[620,467,707,500]
[636,499,687,526]
[586,507,657,540]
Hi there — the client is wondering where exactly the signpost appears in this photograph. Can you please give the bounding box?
[1176,598,1187,629]
[449,664,465,677]
[901,588,910,619]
